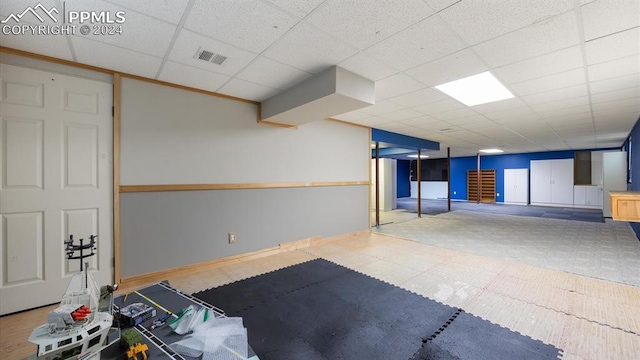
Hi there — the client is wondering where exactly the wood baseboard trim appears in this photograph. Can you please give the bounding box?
[120,181,370,193]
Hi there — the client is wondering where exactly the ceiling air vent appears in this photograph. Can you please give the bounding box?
[193,47,227,65]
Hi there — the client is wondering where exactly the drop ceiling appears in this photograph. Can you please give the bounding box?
[1,0,638,158]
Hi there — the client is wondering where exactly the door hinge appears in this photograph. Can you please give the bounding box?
[112,106,115,117]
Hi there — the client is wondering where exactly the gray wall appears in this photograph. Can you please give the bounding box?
[120,186,368,278]
[119,78,370,278]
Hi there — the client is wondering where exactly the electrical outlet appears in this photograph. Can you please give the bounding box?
[228,232,236,244]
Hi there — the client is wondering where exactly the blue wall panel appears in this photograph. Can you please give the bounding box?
[397,160,411,198]
[625,117,640,239]
[450,150,586,202]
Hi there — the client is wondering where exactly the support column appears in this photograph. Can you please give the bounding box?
[417,149,422,218]
[375,142,380,227]
[476,152,481,203]
[447,147,451,212]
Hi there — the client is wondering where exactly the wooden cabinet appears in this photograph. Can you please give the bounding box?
[504,169,528,204]
[610,191,640,222]
[530,159,574,206]
[468,170,496,203]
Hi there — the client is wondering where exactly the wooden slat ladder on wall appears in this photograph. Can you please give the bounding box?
[467,170,496,203]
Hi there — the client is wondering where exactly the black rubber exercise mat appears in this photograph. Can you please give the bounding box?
[194,259,561,360]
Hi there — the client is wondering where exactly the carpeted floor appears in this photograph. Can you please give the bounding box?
[194,259,561,360]
[395,197,605,223]
[376,210,640,286]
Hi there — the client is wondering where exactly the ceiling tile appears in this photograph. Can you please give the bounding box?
[378,108,424,121]
[103,0,190,24]
[263,22,358,74]
[305,0,433,49]
[431,108,478,121]
[592,98,640,112]
[473,12,580,68]
[168,29,258,76]
[236,57,312,90]
[365,16,466,71]
[591,88,640,104]
[413,99,466,115]
[185,0,298,53]
[510,68,586,96]
[406,49,488,86]
[332,110,371,122]
[64,1,176,58]
[543,112,593,124]
[360,100,404,115]
[585,28,640,65]
[0,17,73,60]
[375,73,425,100]
[218,78,280,102]
[439,0,573,45]
[357,116,391,126]
[535,104,591,118]
[444,115,488,125]
[387,88,447,107]
[530,96,590,113]
[399,115,439,126]
[484,107,539,121]
[71,36,162,78]
[581,0,640,41]
[588,55,640,82]
[589,73,640,94]
[158,61,230,92]
[522,84,588,105]
[494,46,583,84]
[338,52,399,81]
[265,0,325,19]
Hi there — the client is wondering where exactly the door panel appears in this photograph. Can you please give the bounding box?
[551,159,574,205]
[603,152,627,217]
[530,160,551,204]
[0,64,112,315]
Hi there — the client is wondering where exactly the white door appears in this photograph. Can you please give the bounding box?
[530,160,551,204]
[504,169,516,203]
[0,64,113,315]
[515,169,529,204]
[603,151,628,217]
[550,159,574,205]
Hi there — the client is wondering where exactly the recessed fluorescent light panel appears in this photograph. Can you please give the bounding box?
[434,71,514,106]
[407,154,429,158]
[479,148,504,154]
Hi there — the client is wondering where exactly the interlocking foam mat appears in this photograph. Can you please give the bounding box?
[194,259,561,360]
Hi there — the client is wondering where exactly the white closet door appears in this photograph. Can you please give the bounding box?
[504,169,516,203]
[550,159,574,205]
[530,160,551,204]
[515,169,529,204]
[505,169,528,204]
[603,151,628,217]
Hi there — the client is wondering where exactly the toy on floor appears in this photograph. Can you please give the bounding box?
[121,329,149,360]
[150,313,171,330]
[126,343,149,360]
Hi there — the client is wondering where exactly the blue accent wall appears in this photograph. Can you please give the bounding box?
[625,117,640,239]
[450,150,596,202]
[397,160,411,198]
